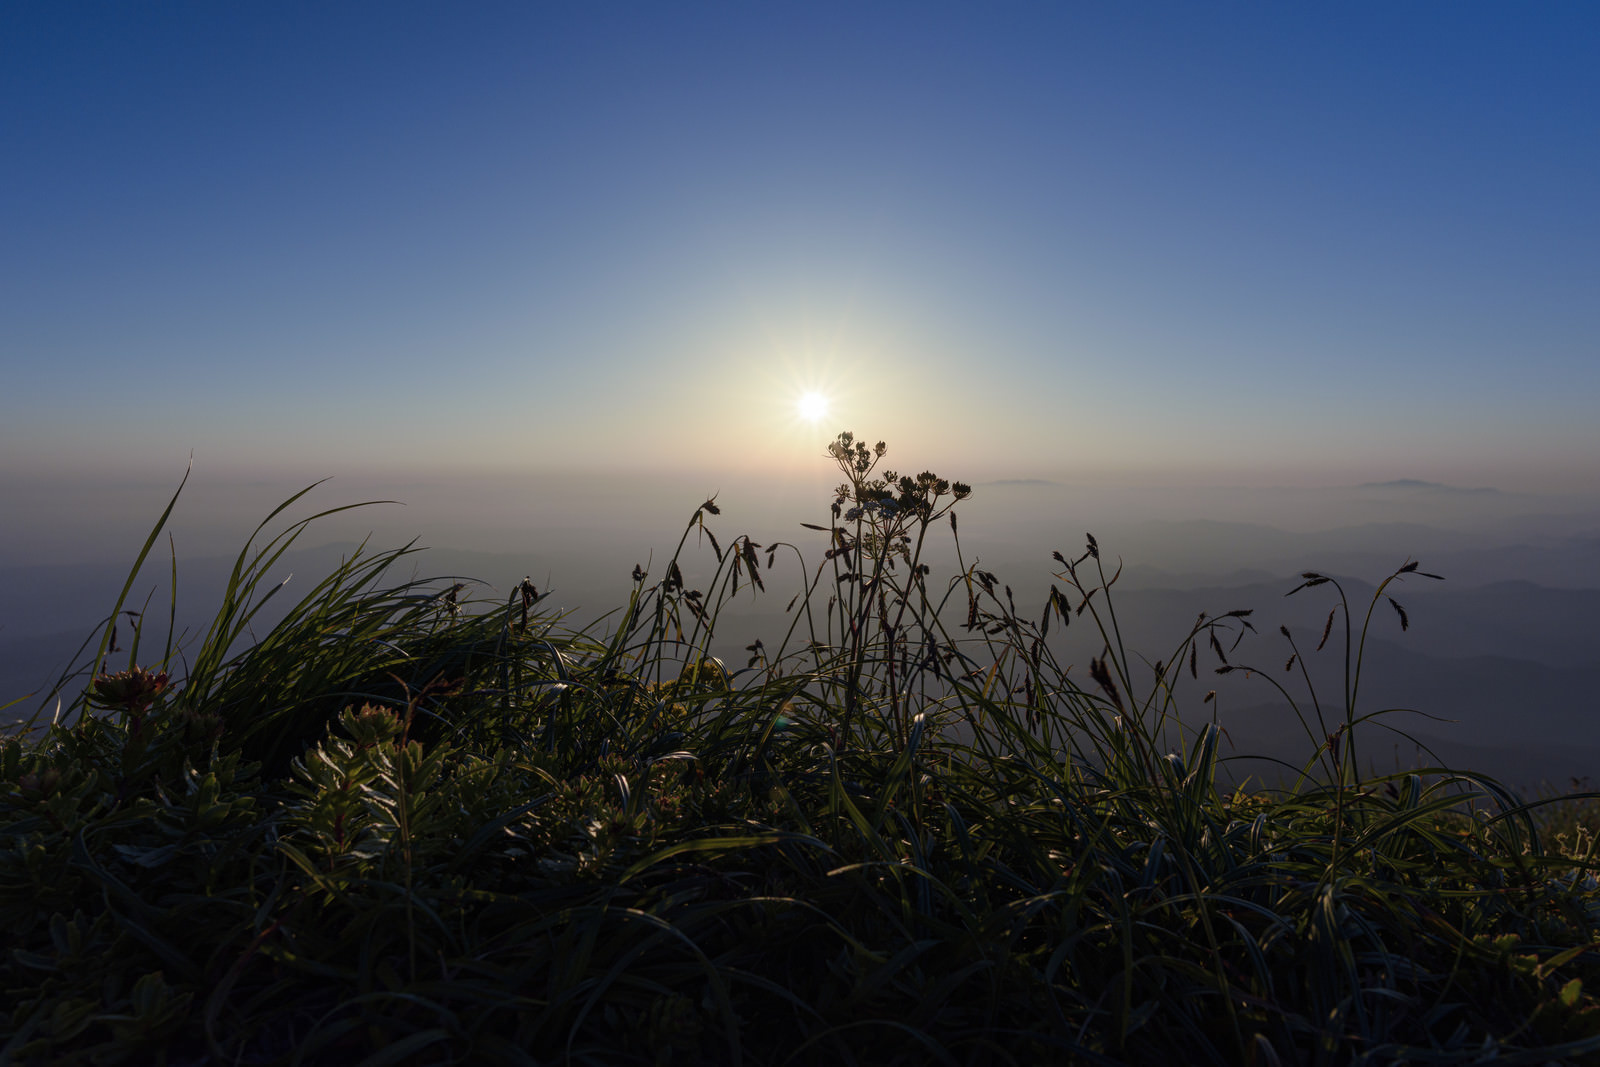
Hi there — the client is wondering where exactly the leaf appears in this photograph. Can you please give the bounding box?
[112,843,180,869]
[354,1028,452,1066]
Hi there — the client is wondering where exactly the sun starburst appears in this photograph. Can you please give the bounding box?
[797,391,830,422]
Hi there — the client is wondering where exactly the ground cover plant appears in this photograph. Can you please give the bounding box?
[2,435,1598,1065]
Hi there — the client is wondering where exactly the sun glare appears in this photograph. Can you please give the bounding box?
[797,391,830,422]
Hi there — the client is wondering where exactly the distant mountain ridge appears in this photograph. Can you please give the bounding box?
[1360,479,1500,494]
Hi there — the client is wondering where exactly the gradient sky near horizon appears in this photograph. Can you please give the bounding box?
[4,3,1599,494]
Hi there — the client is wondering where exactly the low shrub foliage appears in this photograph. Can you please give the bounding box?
[2,436,1597,1064]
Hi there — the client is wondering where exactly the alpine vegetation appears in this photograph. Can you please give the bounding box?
[2,436,1597,1064]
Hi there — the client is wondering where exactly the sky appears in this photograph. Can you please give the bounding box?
[4,3,1599,512]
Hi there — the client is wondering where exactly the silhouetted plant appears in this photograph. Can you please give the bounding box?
[0,436,1595,1064]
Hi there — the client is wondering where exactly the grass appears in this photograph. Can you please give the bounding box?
[1,434,1597,1065]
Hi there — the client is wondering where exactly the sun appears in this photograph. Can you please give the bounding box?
[797,391,830,422]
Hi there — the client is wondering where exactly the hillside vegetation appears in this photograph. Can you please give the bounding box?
[3,435,1597,1065]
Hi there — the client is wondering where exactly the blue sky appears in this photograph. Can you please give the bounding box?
[4,3,1598,492]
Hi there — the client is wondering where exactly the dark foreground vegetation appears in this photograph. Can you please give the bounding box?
[3,435,1598,1065]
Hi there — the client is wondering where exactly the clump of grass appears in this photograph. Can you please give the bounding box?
[1,435,1597,1065]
